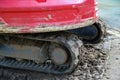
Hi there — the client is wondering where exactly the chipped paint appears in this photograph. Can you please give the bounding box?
[0,18,95,33]
[47,14,52,19]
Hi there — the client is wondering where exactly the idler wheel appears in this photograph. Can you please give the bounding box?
[50,47,68,65]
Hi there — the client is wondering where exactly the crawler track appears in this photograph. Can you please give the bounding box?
[0,32,83,74]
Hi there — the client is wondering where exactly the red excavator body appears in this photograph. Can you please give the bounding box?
[0,0,97,33]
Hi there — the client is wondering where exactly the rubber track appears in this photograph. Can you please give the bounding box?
[0,32,83,75]
[0,58,68,74]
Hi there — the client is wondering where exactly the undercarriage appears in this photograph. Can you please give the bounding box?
[0,18,107,74]
[0,32,82,74]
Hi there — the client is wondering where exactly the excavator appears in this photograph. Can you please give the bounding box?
[0,0,106,74]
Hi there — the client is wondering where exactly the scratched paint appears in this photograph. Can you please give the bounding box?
[0,18,95,33]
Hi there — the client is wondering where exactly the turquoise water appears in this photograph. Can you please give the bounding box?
[97,0,120,29]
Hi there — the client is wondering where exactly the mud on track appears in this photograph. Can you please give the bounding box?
[0,31,114,80]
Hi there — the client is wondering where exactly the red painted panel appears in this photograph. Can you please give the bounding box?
[0,0,97,33]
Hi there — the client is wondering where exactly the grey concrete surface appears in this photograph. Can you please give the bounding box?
[103,29,120,80]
